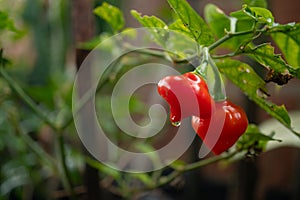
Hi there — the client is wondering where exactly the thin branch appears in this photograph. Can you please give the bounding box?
[156,151,237,187]
[184,151,237,171]
[0,67,59,131]
[8,110,58,173]
[0,63,77,198]
[56,133,77,200]
[208,29,255,51]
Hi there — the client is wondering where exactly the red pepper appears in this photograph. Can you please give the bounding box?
[192,100,248,155]
[157,72,215,124]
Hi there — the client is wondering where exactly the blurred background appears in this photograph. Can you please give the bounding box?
[0,0,300,199]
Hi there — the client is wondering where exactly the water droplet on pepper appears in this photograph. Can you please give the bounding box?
[172,121,181,127]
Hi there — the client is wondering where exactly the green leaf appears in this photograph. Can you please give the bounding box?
[259,111,300,148]
[231,5,273,25]
[131,10,166,29]
[204,4,230,39]
[230,9,255,31]
[242,0,267,8]
[243,43,296,82]
[131,10,168,47]
[167,0,214,46]
[217,59,293,130]
[237,124,281,151]
[243,6,274,24]
[204,6,255,50]
[169,19,193,38]
[168,19,200,59]
[244,44,289,73]
[230,5,273,35]
[204,4,249,50]
[79,33,112,50]
[271,23,300,72]
[94,2,125,33]
[0,11,17,32]
[269,22,296,32]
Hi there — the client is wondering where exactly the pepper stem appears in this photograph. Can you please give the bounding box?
[195,47,226,101]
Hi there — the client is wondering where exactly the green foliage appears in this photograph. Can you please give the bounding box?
[204,4,230,39]
[242,0,267,8]
[131,10,168,47]
[94,2,125,33]
[271,23,300,70]
[168,19,193,38]
[0,11,18,33]
[236,124,281,151]
[245,44,289,73]
[167,0,214,45]
[217,59,294,132]
[1,0,300,198]
[242,5,274,24]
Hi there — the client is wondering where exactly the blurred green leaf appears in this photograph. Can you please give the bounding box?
[242,0,267,8]
[131,10,168,47]
[217,59,294,132]
[167,0,214,46]
[237,124,281,151]
[1,165,30,196]
[129,95,147,115]
[271,23,300,72]
[259,111,300,149]
[96,95,120,137]
[25,85,55,108]
[94,2,125,33]
[78,33,111,50]
[0,11,18,33]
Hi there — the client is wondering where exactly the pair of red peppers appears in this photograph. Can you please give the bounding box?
[157,72,248,155]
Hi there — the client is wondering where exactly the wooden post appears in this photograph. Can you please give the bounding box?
[71,1,101,199]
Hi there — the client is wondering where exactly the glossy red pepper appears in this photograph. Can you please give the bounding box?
[157,72,215,124]
[192,100,248,155]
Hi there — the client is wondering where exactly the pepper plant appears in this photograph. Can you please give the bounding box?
[0,0,300,199]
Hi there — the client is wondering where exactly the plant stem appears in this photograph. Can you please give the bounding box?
[125,45,167,59]
[208,29,254,51]
[122,29,257,64]
[0,67,59,131]
[207,52,227,101]
[56,133,77,200]
[0,66,77,197]
[184,151,237,171]
[157,151,238,187]
[9,109,58,173]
